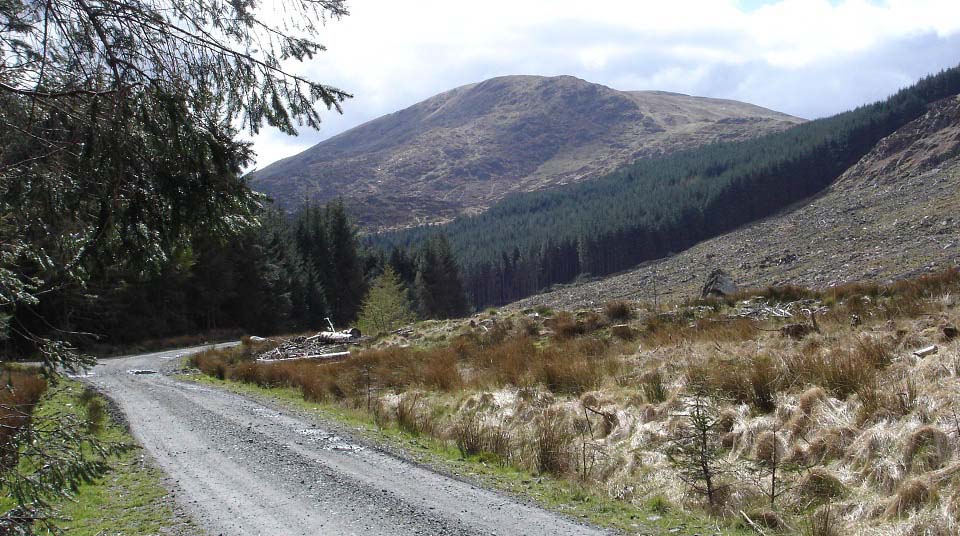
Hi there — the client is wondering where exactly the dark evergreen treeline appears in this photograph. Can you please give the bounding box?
[8,200,468,350]
[376,65,960,308]
[14,66,959,351]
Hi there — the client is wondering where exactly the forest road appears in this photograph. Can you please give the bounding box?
[89,345,612,536]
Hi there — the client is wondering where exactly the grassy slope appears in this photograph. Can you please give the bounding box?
[182,372,747,536]
[0,380,191,535]
[188,268,960,535]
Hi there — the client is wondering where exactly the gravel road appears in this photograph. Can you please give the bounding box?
[90,346,611,535]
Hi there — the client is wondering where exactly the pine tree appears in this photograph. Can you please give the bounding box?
[666,393,730,508]
[415,236,469,319]
[325,200,366,324]
[292,202,332,327]
[356,267,415,336]
[389,248,417,288]
[0,0,349,527]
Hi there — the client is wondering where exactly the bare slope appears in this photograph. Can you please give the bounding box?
[513,95,960,310]
[252,75,801,228]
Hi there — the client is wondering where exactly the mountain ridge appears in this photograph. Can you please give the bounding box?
[252,75,802,228]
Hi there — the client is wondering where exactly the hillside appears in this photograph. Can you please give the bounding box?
[376,66,960,310]
[513,95,960,310]
[196,265,960,535]
[252,75,802,228]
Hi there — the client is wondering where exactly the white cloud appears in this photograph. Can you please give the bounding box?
[245,0,960,169]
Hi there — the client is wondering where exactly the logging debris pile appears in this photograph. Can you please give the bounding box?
[256,329,362,362]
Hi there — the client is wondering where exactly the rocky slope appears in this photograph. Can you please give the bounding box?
[252,75,802,228]
[513,95,960,310]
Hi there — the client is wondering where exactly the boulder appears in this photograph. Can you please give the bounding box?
[700,268,739,299]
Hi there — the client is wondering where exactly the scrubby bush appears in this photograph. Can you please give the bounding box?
[603,300,635,322]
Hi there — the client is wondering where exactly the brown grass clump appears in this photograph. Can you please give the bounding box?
[852,335,894,369]
[475,335,537,387]
[640,370,668,403]
[797,468,847,505]
[517,317,540,337]
[609,324,636,341]
[452,412,512,464]
[753,430,784,465]
[0,368,48,465]
[603,300,635,322]
[192,350,229,379]
[747,355,780,413]
[581,311,609,333]
[801,427,855,464]
[535,339,609,395]
[884,478,937,518]
[539,354,600,395]
[535,408,574,475]
[549,312,585,340]
[686,354,781,413]
[801,504,843,536]
[799,386,827,415]
[904,425,952,473]
[421,348,463,391]
[395,393,435,436]
[640,316,759,346]
[743,509,788,531]
[453,412,485,457]
[854,377,919,426]
[756,284,818,303]
[784,336,893,399]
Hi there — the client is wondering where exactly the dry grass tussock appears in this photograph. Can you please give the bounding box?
[0,367,48,467]
[193,267,960,532]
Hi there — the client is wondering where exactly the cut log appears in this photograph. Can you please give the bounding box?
[306,329,361,344]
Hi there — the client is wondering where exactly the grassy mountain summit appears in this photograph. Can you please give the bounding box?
[251,75,802,228]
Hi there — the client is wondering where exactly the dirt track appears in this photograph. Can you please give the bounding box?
[90,346,610,535]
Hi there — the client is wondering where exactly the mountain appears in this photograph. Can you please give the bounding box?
[376,66,960,309]
[511,94,960,311]
[251,75,802,228]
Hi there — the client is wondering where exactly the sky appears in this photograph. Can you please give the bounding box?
[247,0,960,169]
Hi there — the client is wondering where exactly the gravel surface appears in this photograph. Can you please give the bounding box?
[90,346,611,536]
